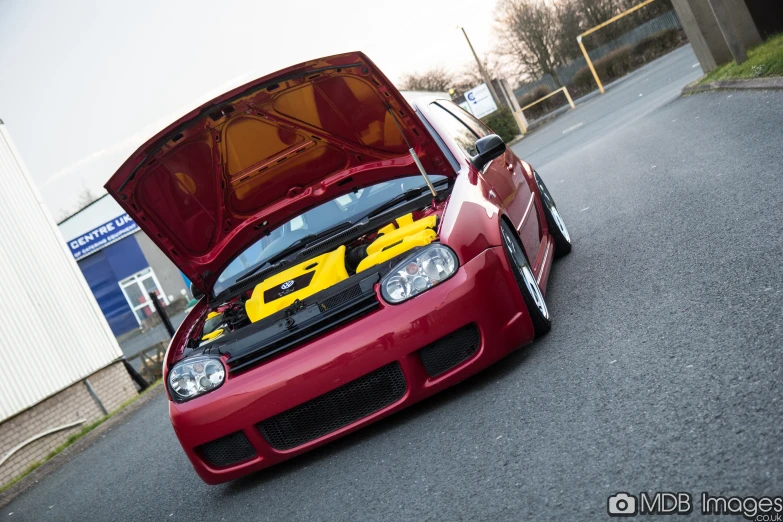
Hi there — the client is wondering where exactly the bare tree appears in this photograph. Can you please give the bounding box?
[76,187,100,209]
[56,187,101,223]
[55,208,72,223]
[574,0,674,44]
[398,67,454,92]
[578,0,619,29]
[496,0,567,87]
[555,0,584,63]
[451,54,510,97]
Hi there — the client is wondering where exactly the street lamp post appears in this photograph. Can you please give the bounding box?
[459,26,502,108]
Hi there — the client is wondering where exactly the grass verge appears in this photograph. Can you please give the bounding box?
[0,380,161,494]
[699,33,783,84]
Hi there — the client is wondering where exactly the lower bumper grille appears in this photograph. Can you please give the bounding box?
[418,324,481,377]
[258,362,406,450]
[198,431,257,468]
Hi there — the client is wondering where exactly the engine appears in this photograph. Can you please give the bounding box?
[195,211,439,347]
[198,302,249,345]
[245,213,437,323]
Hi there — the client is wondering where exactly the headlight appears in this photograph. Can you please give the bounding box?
[168,355,225,402]
[381,244,458,304]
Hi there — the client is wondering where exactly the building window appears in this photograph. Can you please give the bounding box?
[118,268,169,324]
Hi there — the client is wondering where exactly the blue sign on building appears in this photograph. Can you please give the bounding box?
[67,214,139,259]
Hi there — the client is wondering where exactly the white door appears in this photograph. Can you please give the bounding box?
[118,267,169,324]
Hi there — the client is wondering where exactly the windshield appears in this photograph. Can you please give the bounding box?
[213,175,447,295]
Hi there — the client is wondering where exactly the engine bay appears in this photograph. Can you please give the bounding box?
[191,207,443,356]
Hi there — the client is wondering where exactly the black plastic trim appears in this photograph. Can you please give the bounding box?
[216,270,389,373]
[197,431,257,468]
[418,324,480,377]
[226,294,379,373]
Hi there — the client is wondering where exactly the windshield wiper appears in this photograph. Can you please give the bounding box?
[233,179,451,287]
[365,178,450,220]
[234,221,355,284]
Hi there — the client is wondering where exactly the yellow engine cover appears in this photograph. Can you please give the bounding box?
[245,246,349,322]
[356,214,437,273]
[376,213,414,236]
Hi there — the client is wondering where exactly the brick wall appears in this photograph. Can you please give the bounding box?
[0,361,138,488]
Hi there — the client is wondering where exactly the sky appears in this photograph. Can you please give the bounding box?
[0,0,499,220]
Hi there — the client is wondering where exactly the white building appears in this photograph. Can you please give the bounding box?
[0,120,138,488]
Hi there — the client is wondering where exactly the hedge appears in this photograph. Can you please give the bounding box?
[481,108,519,143]
[514,28,688,121]
[570,28,687,95]
[517,85,554,120]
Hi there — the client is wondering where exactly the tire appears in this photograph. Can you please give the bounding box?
[500,220,551,337]
[533,170,572,258]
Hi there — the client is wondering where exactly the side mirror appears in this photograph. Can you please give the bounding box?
[471,134,506,170]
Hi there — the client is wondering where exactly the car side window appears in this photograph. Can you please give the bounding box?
[428,102,480,157]
[438,100,493,139]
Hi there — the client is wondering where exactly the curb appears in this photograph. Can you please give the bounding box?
[0,382,165,510]
[527,109,567,133]
[682,76,783,95]
[507,135,524,147]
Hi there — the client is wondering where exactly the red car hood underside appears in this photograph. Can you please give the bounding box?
[105,52,452,293]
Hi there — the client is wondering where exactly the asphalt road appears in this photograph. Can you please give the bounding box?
[6,47,783,521]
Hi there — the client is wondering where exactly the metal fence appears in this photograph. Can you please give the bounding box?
[115,297,193,388]
[514,10,683,97]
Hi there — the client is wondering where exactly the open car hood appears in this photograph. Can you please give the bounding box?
[105,52,453,294]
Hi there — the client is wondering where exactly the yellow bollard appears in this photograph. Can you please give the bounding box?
[578,37,605,95]
[563,87,576,109]
[519,87,577,114]
[513,110,529,135]
[576,0,659,95]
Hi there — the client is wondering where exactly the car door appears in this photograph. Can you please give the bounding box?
[430,101,544,271]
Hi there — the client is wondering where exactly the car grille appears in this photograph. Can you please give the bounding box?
[320,284,363,311]
[258,362,407,450]
[227,284,379,374]
[418,324,481,377]
[197,431,257,468]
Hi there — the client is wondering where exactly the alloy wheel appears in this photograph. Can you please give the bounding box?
[533,170,572,257]
[501,226,550,320]
[548,205,570,244]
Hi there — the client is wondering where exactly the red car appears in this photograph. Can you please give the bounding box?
[105,52,572,484]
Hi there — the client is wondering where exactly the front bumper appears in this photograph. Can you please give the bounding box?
[171,245,536,484]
